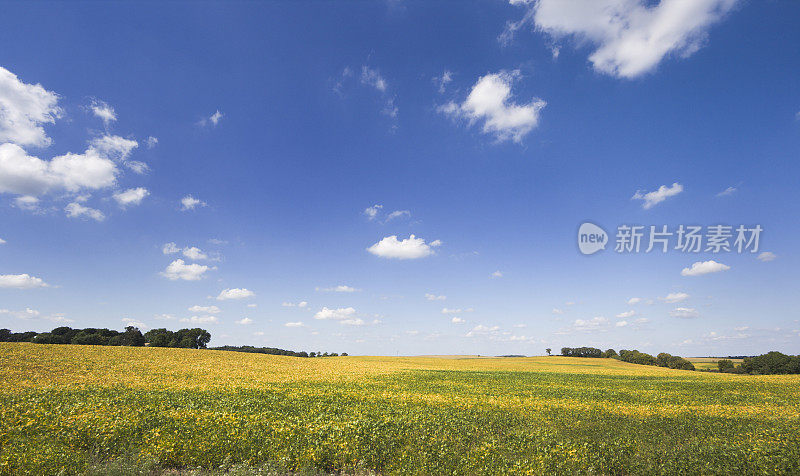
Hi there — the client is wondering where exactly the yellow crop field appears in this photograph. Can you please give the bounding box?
[1,343,799,475]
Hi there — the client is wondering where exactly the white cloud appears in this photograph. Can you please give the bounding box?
[616,310,636,318]
[247,303,257,308]
[451,317,465,324]
[434,70,453,93]
[180,315,218,324]
[182,246,208,261]
[513,0,738,78]
[0,66,62,147]
[0,237,5,244]
[632,182,683,209]
[490,270,503,278]
[146,136,158,148]
[89,99,116,126]
[298,301,308,308]
[199,110,223,127]
[425,293,446,301]
[65,202,105,221]
[571,316,608,331]
[113,187,149,207]
[340,318,366,326]
[442,307,473,315]
[717,186,737,197]
[384,210,410,222]
[661,292,689,303]
[552,307,564,315]
[616,320,629,327]
[681,260,730,276]
[180,195,206,211]
[317,285,359,293]
[161,259,211,281]
[438,70,545,143]
[466,324,500,337]
[235,317,253,325]
[14,195,39,211]
[0,143,118,197]
[188,305,220,314]
[0,273,49,289]
[670,307,699,319]
[314,307,356,320]
[0,307,40,319]
[360,66,387,92]
[627,297,643,305]
[217,288,255,300]
[162,242,180,254]
[756,251,776,262]
[282,301,309,308]
[364,204,382,220]
[121,317,147,329]
[284,321,305,328]
[367,234,438,259]
[89,135,138,162]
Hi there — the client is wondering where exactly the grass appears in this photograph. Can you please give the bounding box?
[1,343,799,475]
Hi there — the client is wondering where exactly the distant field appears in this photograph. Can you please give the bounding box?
[1,344,799,475]
[688,357,745,371]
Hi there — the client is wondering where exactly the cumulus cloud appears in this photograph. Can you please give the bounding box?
[0,143,118,197]
[162,242,180,254]
[340,318,366,326]
[182,246,208,261]
[89,99,116,126]
[367,234,439,259]
[217,288,255,300]
[627,297,643,305]
[616,310,636,318]
[363,204,383,220]
[161,259,211,281]
[282,301,309,308]
[188,305,220,314]
[425,293,446,301]
[0,66,62,147]
[681,260,730,276]
[235,317,253,325]
[632,182,683,209]
[284,321,305,328]
[180,195,206,211]
[438,70,545,143]
[490,270,503,279]
[146,136,158,148]
[616,320,629,327]
[317,285,359,293]
[670,307,699,319]
[552,308,564,315]
[180,315,218,324]
[756,251,776,262]
[507,0,738,78]
[65,202,105,221]
[0,273,49,289]
[198,110,223,127]
[113,187,149,207]
[442,308,473,315]
[465,324,500,337]
[314,307,356,320]
[451,317,465,324]
[661,292,689,303]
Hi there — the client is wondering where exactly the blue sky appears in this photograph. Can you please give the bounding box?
[0,0,798,356]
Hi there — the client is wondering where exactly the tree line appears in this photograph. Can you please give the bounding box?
[559,347,695,371]
[0,326,345,356]
[210,345,347,358]
[717,351,800,375]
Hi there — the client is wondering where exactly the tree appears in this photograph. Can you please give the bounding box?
[546,348,552,356]
[718,359,734,372]
[602,349,617,358]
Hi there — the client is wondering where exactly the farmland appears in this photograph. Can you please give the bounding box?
[1,343,799,475]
